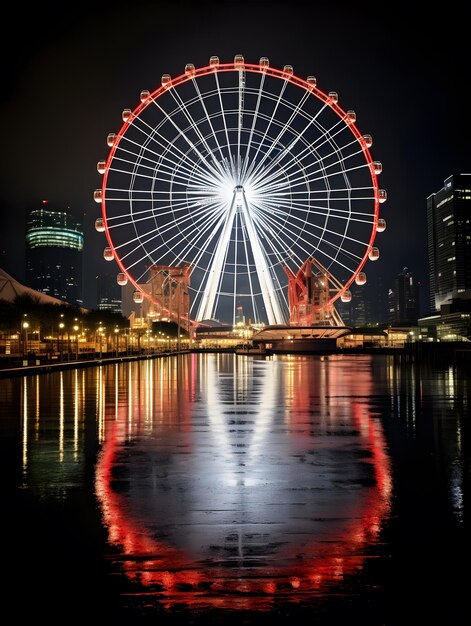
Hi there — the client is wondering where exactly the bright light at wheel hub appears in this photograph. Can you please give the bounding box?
[232,184,254,207]
[235,185,244,206]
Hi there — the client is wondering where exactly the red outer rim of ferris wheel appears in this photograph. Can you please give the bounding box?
[100,60,381,323]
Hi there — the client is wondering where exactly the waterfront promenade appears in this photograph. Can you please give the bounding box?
[1,339,469,380]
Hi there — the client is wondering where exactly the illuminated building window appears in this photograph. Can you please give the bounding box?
[25,205,84,306]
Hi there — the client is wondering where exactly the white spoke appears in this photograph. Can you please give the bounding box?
[243,77,289,181]
[213,72,235,173]
[247,91,320,186]
[250,200,362,273]
[168,88,228,180]
[250,144,368,194]
[121,115,222,188]
[249,112,345,189]
[148,95,224,182]
[240,72,266,181]
[251,198,368,256]
[190,78,231,176]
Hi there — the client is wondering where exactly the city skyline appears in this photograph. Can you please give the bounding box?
[0,1,469,313]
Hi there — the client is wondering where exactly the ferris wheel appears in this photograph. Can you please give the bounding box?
[94,54,386,326]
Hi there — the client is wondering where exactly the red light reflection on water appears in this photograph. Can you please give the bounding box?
[95,355,391,611]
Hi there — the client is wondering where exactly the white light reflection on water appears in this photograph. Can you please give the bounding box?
[74,370,79,460]
[127,363,132,437]
[97,367,105,444]
[445,366,464,523]
[35,375,40,440]
[59,372,64,462]
[205,355,279,487]
[95,354,392,612]
[114,364,119,422]
[22,377,28,479]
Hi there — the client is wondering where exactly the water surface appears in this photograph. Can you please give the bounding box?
[1,354,467,624]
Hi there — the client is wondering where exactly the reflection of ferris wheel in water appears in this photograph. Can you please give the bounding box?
[94,54,386,326]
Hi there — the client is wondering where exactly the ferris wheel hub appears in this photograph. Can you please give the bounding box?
[234,185,244,204]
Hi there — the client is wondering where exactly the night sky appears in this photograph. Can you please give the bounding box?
[0,0,469,312]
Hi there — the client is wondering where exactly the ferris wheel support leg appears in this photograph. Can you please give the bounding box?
[196,196,238,322]
[240,194,284,325]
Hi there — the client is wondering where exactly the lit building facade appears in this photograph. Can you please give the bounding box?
[418,291,471,341]
[427,174,471,312]
[25,202,84,305]
[337,283,386,327]
[96,273,122,314]
[388,267,420,325]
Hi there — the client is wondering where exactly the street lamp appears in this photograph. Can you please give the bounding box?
[124,327,129,355]
[73,324,79,359]
[114,327,119,357]
[98,325,104,358]
[22,321,29,360]
[59,322,65,361]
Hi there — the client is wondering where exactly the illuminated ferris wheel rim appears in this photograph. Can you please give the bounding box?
[95,55,386,325]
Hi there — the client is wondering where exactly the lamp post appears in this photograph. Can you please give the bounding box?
[176,279,181,352]
[22,321,29,361]
[114,327,119,357]
[49,324,54,361]
[73,325,79,360]
[98,325,104,358]
[59,322,65,361]
[172,275,184,352]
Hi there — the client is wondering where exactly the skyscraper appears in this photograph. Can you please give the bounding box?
[340,285,368,326]
[96,272,122,314]
[427,174,471,312]
[336,282,386,326]
[388,267,420,325]
[25,201,84,305]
